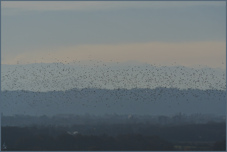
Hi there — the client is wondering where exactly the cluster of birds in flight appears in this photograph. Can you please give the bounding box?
[2,58,226,110]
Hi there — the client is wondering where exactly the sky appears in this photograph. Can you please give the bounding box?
[1,1,226,69]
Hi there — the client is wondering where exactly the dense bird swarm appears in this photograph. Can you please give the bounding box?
[1,60,226,115]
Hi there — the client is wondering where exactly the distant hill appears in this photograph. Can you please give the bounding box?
[1,87,225,116]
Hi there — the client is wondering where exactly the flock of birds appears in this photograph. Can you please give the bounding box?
[1,59,226,113]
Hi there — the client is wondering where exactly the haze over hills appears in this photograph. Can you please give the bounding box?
[1,87,225,116]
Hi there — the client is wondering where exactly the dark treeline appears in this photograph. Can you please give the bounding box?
[1,132,174,151]
[1,122,226,151]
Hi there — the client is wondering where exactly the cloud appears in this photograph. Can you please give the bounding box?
[1,1,225,12]
[3,41,225,69]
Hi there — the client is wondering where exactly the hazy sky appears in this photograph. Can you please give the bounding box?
[1,1,226,68]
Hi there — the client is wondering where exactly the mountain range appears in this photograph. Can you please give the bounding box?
[1,87,225,116]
